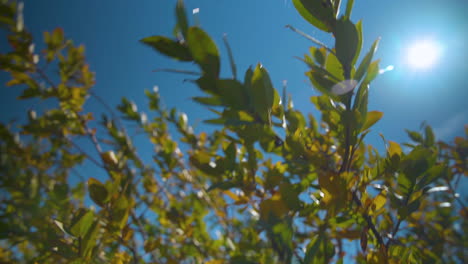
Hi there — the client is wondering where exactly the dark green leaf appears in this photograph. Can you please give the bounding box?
[292,0,336,32]
[192,96,222,106]
[251,63,275,122]
[334,18,359,72]
[424,125,435,146]
[406,129,423,143]
[207,180,238,191]
[175,0,189,38]
[223,34,237,79]
[140,36,192,61]
[217,79,249,110]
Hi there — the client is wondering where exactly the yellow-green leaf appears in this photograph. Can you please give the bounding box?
[361,111,383,131]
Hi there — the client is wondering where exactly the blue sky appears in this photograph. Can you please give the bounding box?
[3,0,465,147]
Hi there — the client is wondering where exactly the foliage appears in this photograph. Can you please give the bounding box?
[0,0,466,263]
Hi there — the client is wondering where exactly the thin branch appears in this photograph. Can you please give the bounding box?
[352,192,385,246]
[152,68,201,76]
[67,137,105,169]
[285,25,336,56]
[223,33,237,79]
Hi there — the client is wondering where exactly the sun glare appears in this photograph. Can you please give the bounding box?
[406,39,441,70]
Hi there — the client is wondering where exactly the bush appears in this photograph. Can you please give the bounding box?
[0,0,466,263]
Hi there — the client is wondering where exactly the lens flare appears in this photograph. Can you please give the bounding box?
[406,40,441,70]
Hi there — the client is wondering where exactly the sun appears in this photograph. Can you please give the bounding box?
[406,39,441,70]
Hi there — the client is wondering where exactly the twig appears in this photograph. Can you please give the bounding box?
[152,68,201,76]
[352,192,385,246]
[285,25,336,56]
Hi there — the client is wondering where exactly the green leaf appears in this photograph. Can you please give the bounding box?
[175,0,189,38]
[70,209,94,238]
[424,125,435,146]
[304,235,332,264]
[325,51,344,81]
[251,63,275,122]
[192,96,222,106]
[310,46,326,66]
[354,20,363,66]
[223,34,237,79]
[345,0,355,20]
[353,82,368,128]
[217,79,249,110]
[361,111,383,131]
[354,38,380,82]
[81,220,100,258]
[406,129,423,143]
[140,36,192,61]
[334,18,359,72]
[111,196,130,230]
[88,177,109,207]
[307,70,338,98]
[364,59,380,83]
[292,0,336,32]
[196,75,219,95]
[207,180,238,192]
[187,27,220,78]
[418,164,447,188]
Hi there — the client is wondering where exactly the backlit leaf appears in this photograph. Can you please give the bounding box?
[361,111,383,131]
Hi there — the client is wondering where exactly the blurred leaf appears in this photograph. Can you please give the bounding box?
[360,228,368,252]
[70,209,94,238]
[207,180,238,191]
[325,51,344,81]
[361,111,383,131]
[354,38,380,82]
[364,60,380,83]
[192,96,222,106]
[304,235,321,264]
[251,63,275,122]
[292,0,336,32]
[217,79,249,110]
[406,129,423,143]
[175,0,189,38]
[187,26,220,78]
[223,34,237,79]
[345,0,355,20]
[424,125,435,146]
[388,141,402,158]
[140,36,192,61]
[88,177,109,207]
[334,18,359,71]
[101,151,118,166]
[310,46,326,66]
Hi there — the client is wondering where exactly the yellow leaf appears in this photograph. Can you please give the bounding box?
[206,260,224,264]
[223,190,239,202]
[388,141,402,157]
[369,191,387,216]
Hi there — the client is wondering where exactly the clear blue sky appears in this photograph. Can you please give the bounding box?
[3,0,466,146]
